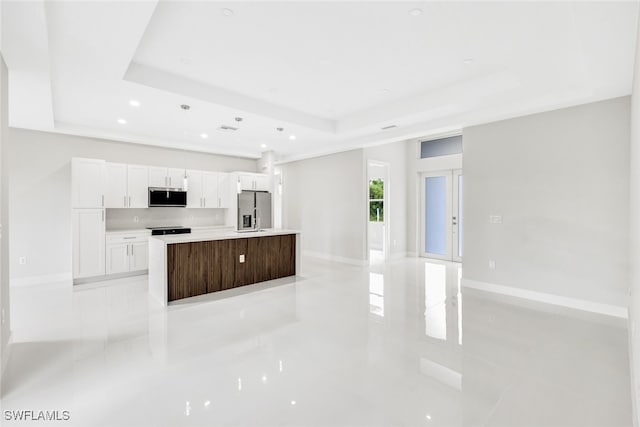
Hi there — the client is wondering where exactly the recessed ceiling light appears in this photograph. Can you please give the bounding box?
[409,8,423,16]
[463,58,475,65]
[260,143,267,149]
[129,99,140,107]
[180,104,191,111]
[222,8,234,16]
[117,118,127,124]
[289,135,296,141]
[200,133,208,139]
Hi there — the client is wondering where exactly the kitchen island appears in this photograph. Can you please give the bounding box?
[149,229,300,306]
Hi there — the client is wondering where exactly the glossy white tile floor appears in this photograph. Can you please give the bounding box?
[1,257,632,426]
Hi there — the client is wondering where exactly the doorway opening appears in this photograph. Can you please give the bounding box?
[367,160,390,264]
[420,169,462,262]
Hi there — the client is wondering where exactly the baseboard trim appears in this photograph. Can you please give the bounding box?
[390,252,409,260]
[2,331,13,379]
[462,278,628,319]
[10,272,72,288]
[302,250,367,266]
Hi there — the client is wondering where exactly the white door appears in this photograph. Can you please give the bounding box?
[72,209,105,279]
[71,158,106,208]
[105,163,127,208]
[148,167,168,187]
[106,243,129,274]
[218,173,230,208]
[202,172,219,208]
[127,165,149,208]
[130,241,148,271]
[420,170,463,262]
[167,168,185,189]
[186,170,204,208]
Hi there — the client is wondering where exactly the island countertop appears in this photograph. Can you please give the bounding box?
[150,228,300,245]
[148,229,301,306]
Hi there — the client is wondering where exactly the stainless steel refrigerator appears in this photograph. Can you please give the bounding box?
[237,191,272,231]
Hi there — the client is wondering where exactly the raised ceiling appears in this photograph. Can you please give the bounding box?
[2,1,638,161]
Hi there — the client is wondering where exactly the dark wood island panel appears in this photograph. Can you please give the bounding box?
[166,234,296,302]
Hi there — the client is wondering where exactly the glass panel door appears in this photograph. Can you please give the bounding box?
[421,170,462,261]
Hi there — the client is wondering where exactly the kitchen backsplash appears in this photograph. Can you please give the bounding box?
[106,208,228,230]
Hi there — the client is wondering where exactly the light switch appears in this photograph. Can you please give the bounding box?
[489,215,503,224]
[239,254,245,263]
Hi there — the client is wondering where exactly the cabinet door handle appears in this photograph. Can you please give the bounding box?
[124,195,127,208]
[218,197,221,208]
[102,210,104,222]
[203,198,206,208]
[129,196,131,207]
[102,195,104,207]
[131,244,134,257]
[126,245,129,256]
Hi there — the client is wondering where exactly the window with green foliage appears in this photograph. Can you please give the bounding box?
[369,179,384,222]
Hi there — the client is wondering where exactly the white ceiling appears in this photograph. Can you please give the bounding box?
[2,1,638,161]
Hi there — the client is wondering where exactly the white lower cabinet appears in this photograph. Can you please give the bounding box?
[106,232,149,275]
[72,209,105,279]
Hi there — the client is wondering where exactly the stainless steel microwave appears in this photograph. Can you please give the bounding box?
[148,187,187,207]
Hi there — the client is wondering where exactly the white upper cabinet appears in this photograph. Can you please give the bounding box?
[202,172,219,208]
[105,163,128,208]
[218,173,230,208]
[148,166,168,188]
[148,167,185,189]
[236,172,271,192]
[72,158,106,208]
[167,168,186,189]
[186,170,226,208]
[127,165,149,208]
[105,163,148,208]
[186,170,204,208]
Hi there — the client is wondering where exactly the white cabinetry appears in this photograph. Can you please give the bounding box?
[72,209,105,279]
[149,167,185,189]
[127,165,149,208]
[106,232,149,274]
[106,163,149,208]
[72,158,106,208]
[187,170,228,208]
[236,172,271,192]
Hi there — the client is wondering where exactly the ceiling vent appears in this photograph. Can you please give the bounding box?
[381,124,397,130]
[217,125,238,132]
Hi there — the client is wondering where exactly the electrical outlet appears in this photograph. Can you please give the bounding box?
[18,256,26,265]
[488,260,496,269]
[239,254,245,263]
[133,216,139,223]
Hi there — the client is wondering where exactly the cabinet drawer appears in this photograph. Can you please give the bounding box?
[106,232,150,244]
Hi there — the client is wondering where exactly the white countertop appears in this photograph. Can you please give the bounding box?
[150,228,300,245]
[106,225,233,235]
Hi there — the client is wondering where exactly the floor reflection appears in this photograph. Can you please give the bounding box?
[3,257,632,426]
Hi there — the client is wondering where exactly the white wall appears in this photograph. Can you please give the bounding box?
[406,137,463,255]
[628,10,640,426]
[0,52,11,383]
[8,128,256,282]
[364,141,408,258]
[280,149,367,263]
[463,97,630,309]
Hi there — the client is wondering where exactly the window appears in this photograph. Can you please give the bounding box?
[420,135,462,159]
[369,178,384,222]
